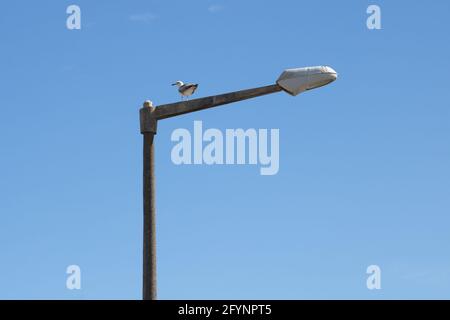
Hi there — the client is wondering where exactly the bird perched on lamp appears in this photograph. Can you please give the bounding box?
[172,81,198,100]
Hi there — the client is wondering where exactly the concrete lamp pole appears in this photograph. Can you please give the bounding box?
[139,66,338,300]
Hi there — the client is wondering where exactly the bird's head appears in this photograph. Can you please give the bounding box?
[171,81,184,87]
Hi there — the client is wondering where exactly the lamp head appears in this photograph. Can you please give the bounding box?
[277,66,338,96]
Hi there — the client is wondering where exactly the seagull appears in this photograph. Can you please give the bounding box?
[172,81,198,100]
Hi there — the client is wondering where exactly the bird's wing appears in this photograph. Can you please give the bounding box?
[182,84,198,90]
[179,84,198,95]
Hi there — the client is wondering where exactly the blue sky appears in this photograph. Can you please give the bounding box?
[0,0,449,299]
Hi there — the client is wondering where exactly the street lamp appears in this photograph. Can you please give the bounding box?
[139,66,338,300]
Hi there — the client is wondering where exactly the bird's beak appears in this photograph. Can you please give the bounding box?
[171,83,177,86]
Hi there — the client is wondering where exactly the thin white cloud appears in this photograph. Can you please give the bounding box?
[208,4,224,13]
[129,13,157,23]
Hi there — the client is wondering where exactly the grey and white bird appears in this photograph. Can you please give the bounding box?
[172,81,198,100]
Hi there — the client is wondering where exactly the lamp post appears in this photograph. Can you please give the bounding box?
[139,66,338,300]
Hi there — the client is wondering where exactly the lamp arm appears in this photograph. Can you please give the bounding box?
[154,84,282,120]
